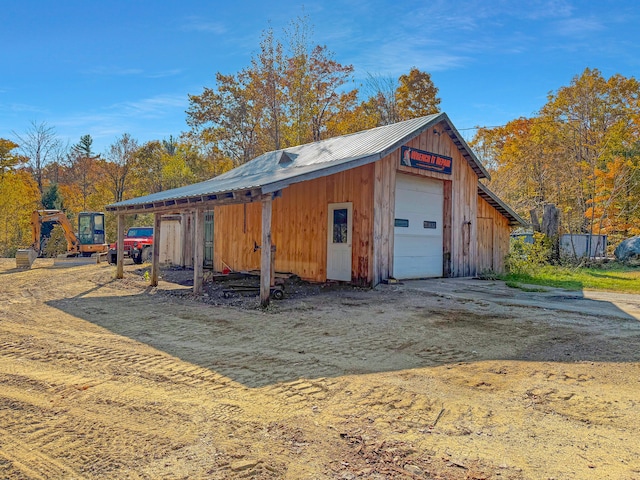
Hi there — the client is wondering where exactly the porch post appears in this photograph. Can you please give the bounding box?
[116,214,125,279]
[260,196,273,307]
[151,213,161,286]
[193,209,204,295]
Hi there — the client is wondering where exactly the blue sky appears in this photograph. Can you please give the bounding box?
[1,0,638,155]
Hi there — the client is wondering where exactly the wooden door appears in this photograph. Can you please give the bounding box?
[327,202,352,281]
[477,217,494,272]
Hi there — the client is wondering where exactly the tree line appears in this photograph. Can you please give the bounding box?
[1,17,639,258]
[472,68,640,251]
[0,17,441,256]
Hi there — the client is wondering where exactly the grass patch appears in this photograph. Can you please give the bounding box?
[501,264,640,293]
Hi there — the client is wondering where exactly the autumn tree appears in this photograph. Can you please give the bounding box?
[396,67,441,120]
[132,137,214,195]
[305,45,355,142]
[282,17,355,143]
[62,134,102,211]
[250,27,287,151]
[361,74,400,126]
[13,121,63,196]
[187,72,260,166]
[187,16,356,163]
[102,133,139,203]
[472,118,549,212]
[0,139,26,174]
[0,170,39,255]
[539,68,640,236]
[361,68,441,126]
[587,142,640,243]
[473,68,640,248]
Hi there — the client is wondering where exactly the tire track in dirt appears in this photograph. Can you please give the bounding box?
[0,347,266,478]
[1,337,240,394]
[0,427,80,480]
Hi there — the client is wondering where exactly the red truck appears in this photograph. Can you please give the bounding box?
[108,226,154,265]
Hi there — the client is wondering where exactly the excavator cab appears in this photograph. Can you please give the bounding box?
[77,212,106,246]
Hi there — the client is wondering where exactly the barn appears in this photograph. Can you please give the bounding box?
[106,113,525,305]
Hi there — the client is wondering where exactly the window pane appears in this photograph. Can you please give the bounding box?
[78,215,92,244]
[333,208,348,243]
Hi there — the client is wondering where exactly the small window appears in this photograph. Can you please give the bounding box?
[395,219,409,228]
[333,208,348,243]
[423,221,437,229]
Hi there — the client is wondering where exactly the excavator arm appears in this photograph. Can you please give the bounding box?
[33,210,81,254]
[16,210,80,268]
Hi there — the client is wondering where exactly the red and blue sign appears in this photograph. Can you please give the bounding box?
[400,146,452,175]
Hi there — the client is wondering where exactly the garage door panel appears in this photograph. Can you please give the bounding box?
[393,174,443,279]
[394,255,442,278]
[393,234,441,251]
[397,191,442,211]
[394,215,442,236]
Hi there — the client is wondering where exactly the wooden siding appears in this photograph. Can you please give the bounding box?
[158,215,182,265]
[210,121,511,284]
[213,163,375,284]
[477,196,510,273]
[372,154,397,285]
[396,121,479,277]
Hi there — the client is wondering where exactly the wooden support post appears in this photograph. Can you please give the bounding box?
[193,209,204,295]
[260,197,273,308]
[151,213,161,286]
[116,214,125,279]
[180,212,187,267]
[270,245,276,288]
[182,211,194,267]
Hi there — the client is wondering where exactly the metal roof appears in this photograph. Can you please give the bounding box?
[477,182,528,227]
[106,113,489,213]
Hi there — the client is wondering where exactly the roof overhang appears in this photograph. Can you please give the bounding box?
[106,188,277,215]
[477,182,527,227]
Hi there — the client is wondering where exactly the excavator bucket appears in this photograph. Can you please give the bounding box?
[53,254,105,267]
[16,248,38,269]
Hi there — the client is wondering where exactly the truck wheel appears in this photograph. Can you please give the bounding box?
[108,250,117,264]
[141,246,152,263]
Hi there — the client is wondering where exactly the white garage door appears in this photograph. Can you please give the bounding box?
[393,174,443,278]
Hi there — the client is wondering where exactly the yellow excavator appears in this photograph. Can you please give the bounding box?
[15,210,109,268]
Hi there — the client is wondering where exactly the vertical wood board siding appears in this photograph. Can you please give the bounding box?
[477,196,510,273]
[209,121,511,284]
[213,163,374,283]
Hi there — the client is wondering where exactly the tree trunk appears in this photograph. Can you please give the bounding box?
[542,204,560,262]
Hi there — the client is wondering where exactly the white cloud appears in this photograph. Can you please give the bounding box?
[84,66,145,76]
[553,16,604,37]
[113,94,189,119]
[147,69,182,79]
[181,16,227,34]
[46,93,190,152]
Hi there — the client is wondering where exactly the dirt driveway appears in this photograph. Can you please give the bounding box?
[1,259,639,479]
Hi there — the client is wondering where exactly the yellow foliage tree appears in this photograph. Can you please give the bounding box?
[472,68,640,247]
[0,170,40,256]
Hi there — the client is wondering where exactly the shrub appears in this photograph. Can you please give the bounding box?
[43,227,68,258]
[506,232,552,275]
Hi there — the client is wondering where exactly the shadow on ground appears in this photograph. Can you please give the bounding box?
[47,275,640,388]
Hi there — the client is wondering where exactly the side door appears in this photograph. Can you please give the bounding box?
[326,202,353,281]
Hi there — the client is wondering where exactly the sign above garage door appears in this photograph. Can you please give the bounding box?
[400,146,452,175]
